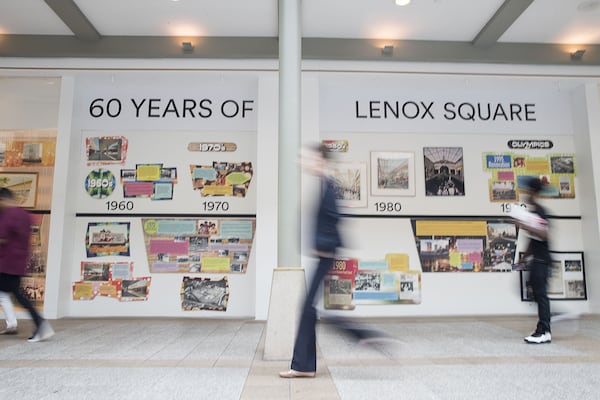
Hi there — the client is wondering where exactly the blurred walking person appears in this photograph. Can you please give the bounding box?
[280,144,391,379]
[0,188,54,342]
[515,177,552,344]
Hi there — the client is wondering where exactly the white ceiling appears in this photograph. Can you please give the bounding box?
[0,0,599,63]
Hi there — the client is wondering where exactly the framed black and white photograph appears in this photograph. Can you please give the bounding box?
[120,277,151,301]
[330,161,367,207]
[181,276,229,311]
[520,251,587,301]
[370,151,415,196]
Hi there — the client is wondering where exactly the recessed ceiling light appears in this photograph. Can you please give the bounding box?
[395,0,411,5]
[577,0,600,12]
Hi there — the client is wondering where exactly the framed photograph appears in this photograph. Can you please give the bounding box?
[22,143,43,164]
[81,262,111,281]
[180,276,229,311]
[120,277,151,301]
[0,172,38,208]
[423,147,464,196]
[520,251,587,301]
[330,161,367,208]
[490,179,517,202]
[370,151,415,196]
[86,136,128,165]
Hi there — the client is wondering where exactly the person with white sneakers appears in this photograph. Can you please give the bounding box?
[515,177,552,344]
[0,188,54,342]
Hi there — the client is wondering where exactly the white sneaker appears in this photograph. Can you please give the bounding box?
[524,331,551,344]
[27,321,55,343]
[0,325,18,335]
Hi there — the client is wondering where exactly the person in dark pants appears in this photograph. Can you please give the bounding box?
[0,188,54,342]
[517,177,552,344]
[280,145,390,379]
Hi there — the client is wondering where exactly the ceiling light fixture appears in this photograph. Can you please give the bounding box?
[181,41,194,53]
[382,45,394,56]
[571,49,585,61]
[395,0,411,5]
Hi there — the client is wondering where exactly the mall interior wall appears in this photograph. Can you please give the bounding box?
[0,58,598,320]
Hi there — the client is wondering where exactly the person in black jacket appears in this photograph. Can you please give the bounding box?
[280,144,391,379]
[518,177,552,344]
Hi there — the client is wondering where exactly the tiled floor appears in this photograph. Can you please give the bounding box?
[0,315,598,399]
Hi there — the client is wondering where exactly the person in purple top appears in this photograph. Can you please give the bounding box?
[0,188,54,342]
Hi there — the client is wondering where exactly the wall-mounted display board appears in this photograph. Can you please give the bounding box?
[483,152,576,202]
[520,251,587,301]
[411,218,518,272]
[301,73,590,317]
[72,261,151,302]
[324,256,422,309]
[67,73,260,317]
[1,130,56,311]
[73,129,257,311]
[318,134,579,219]
[77,131,257,215]
[142,217,255,274]
[0,140,56,167]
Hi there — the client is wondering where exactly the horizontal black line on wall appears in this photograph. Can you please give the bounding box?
[340,214,581,220]
[31,210,51,215]
[75,213,257,218]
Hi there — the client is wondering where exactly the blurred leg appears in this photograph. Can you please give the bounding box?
[290,256,333,373]
[0,290,18,328]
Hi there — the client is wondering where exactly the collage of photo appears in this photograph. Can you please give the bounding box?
[483,152,576,201]
[323,254,422,309]
[142,217,255,274]
[72,261,151,302]
[190,161,253,197]
[412,219,518,273]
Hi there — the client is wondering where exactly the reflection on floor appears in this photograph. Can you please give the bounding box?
[0,316,598,400]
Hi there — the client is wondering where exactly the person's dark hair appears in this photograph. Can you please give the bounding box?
[313,143,333,160]
[0,187,15,200]
[525,177,543,194]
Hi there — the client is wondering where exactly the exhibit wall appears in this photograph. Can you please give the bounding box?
[1,60,599,319]
[301,71,596,317]
[60,70,278,318]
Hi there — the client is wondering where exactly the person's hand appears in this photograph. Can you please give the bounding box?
[315,250,335,258]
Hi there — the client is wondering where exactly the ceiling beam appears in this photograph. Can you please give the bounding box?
[0,35,278,59]
[472,0,535,48]
[44,0,101,41]
[303,38,600,66]
[0,35,598,66]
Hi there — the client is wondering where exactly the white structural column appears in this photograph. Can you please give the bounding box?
[277,0,302,267]
[264,0,304,360]
[572,83,600,312]
[44,76,76,319]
